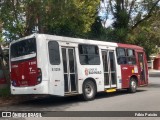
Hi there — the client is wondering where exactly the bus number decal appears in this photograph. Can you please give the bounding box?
[52,68,60,71]
[29,61,36,65]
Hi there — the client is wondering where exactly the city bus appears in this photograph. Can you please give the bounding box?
[9,34,148,100]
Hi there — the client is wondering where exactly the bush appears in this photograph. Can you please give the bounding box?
[0,87,11,97]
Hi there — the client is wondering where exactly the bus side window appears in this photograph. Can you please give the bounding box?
[116,48,127,64]
[127,49,136,65]
[78,44,100,65]
[48,41,60,65]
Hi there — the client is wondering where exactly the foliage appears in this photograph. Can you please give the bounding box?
[0,19,3,43]
[44,0,100,38]
[96,0,160,57]
[0,0,160,58]
[0,0,100,41]
[0,0,25,42]
[0,35,3,43]
[88,17,106,40]
[0,87,10,97]
[127,9,160,59]
[100,0,160,43]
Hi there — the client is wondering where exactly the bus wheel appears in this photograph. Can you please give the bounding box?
[82,80,96,101]
[128,78,137,93]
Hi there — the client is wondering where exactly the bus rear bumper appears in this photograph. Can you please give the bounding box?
[11,81,49,95]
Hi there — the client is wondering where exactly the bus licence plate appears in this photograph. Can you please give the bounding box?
[21,80,28,85]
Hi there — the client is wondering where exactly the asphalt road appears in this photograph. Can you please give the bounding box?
[1,73,160,120]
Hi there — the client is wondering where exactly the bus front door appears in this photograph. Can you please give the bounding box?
[138,52,147,85]
[102,50,117,89]
[62,47,77,94]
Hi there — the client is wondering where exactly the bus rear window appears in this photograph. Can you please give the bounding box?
[11,38,36,58]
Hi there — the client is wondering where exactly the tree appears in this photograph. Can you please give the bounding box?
[0,19,9,85]
[88,17,107,40]
[0,0,100,86]
[128,8,160,58]
[101,0,160,43]
[95,0,160,58]
[40,0,100,38]
[0,19,3,43]
[0,0,100,41]
[0,0,26,41]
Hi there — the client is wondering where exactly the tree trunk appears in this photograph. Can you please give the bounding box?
[0,45,10,86]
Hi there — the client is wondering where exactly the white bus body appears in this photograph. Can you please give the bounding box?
[10,34,148,100]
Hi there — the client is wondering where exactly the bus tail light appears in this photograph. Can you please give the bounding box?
[37,68,42,84]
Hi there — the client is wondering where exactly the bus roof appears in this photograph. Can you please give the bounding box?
[118,43,143,50]
[10,33,144,50]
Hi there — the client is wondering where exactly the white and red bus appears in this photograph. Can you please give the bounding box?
[9,34,148,100]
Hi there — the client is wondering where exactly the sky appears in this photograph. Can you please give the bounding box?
[98,0,114,28]
[98,0,159,28]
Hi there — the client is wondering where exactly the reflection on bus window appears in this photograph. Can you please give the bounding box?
[79,44,100,65]
[48,41,60,65]
[11,38,36,58]
[116,48,136,65]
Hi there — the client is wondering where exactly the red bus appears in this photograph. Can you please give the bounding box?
[117,43,148,89]
[9,34,148,100]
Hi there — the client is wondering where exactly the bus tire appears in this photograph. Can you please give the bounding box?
[82,80,96,101]
[128,77,137,93]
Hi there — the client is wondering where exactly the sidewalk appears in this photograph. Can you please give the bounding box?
[148,69,160,73]
[148,69,160,77]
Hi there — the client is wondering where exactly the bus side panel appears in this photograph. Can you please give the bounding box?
[76,48,104,94]
[121,65,135,88]
[75,47,83,94]
[47,44,64,96]
[36,35,49,94]
[77,65,104,94]
[115,64,122,89]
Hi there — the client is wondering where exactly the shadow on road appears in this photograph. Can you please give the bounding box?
[0,88,149,111]
[19,95,82,108]
[148,83,160,88]
[95,89,146,100]
[17,89,147,108]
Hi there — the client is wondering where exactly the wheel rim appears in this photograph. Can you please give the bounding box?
[131,80,136,90]
[85,83,94,98]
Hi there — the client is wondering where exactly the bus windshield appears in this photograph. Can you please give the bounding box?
[11,38,36,58]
